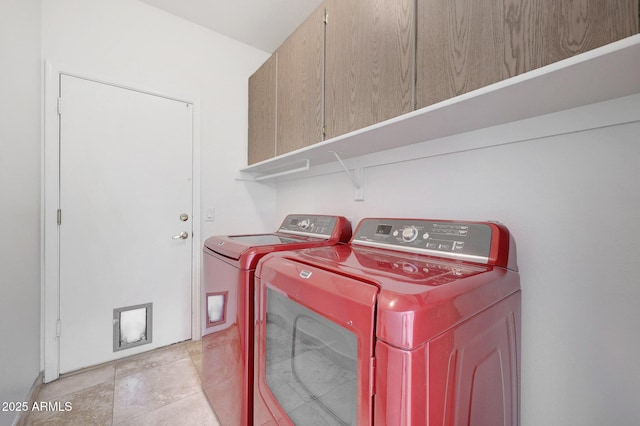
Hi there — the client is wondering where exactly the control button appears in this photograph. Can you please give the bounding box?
[426,242,438,249]
[438,243,451,250]
[401,262,419,274]
[393,230,399,237]
[401,227,419,243]
[422,232,430,240]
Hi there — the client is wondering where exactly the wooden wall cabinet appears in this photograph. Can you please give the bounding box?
[276,6,326,156]
[536,0,639,66]
[324,0,415,140]
[248,54,276,165]
[249,0,638,167]
[416,0,639,108]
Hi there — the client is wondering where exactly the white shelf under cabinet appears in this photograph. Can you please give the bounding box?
[240,34,640,180]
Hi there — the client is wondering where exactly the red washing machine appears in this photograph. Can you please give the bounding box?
[201,214,352,426]
[254,218,521,425]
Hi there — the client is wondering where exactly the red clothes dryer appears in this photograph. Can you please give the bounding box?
[201,214,352,426]
[254,218,521,425]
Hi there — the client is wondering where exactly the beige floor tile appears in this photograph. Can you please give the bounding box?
[38,363,115,401]
[114,343,190,378]
[184,339,203,357]
[190,352,203,379]
[27,342,216,426]
[112,357,201,423]
[114,389,219,426]
[27,381,114,426]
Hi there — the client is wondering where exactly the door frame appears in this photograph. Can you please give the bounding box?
[42,61,202,382]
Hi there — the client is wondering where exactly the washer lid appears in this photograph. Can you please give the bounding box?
[203,214,352,263]
[203,233,313,260]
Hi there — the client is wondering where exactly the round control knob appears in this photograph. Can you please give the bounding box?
[401,227,419,242]
[299,219,310,229]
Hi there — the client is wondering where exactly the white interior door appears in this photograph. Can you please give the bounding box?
[58,74,193,373]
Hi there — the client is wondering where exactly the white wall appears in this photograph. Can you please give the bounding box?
[275,94,640,425]
[0,1,42,425]
[41,0,277,239]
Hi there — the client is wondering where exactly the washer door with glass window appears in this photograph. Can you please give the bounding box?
[255,256,378,425]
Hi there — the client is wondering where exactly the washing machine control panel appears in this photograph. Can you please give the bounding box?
[278,215,339,238]
[353,218,494,264]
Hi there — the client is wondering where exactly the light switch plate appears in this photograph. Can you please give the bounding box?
[205,208,215,222]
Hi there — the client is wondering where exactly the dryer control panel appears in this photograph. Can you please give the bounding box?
[352,218,495,264]
[278,215,339,239]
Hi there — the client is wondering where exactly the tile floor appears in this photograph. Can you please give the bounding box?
[26,340,220,426]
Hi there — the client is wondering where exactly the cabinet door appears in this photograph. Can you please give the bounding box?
[416,0,507,109]
[416,0,639,109]
[276,5,326,156]
[248,54,276,165]
[536,0,638,68]
[324,0,415,140]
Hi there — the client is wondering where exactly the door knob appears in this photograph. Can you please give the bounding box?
[172,231,189,240]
